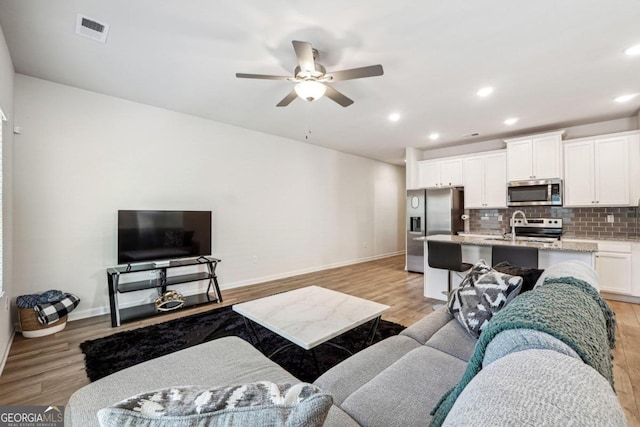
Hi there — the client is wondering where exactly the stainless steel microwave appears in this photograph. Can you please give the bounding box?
[507,179,562,206]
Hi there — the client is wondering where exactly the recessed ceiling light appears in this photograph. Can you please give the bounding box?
[614,93,638,103]
[504,117,519,125]
[429,133,440,140]
[476,86,494,97]
[624,44,640,56]
[388,113,401,122]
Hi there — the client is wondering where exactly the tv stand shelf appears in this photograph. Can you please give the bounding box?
[107,256,222,327]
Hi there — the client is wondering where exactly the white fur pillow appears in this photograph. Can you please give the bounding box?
[97,382,332,427]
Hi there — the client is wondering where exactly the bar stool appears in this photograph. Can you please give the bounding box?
[492,245,539,268]
[427,241,473,308]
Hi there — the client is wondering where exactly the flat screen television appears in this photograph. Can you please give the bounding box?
[117,210,212,264]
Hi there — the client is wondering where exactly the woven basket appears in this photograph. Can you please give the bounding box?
[18,308,67,337]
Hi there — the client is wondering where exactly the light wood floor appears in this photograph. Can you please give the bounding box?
[0,254,638,425]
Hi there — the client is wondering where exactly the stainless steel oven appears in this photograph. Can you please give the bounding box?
[507,179,562,207]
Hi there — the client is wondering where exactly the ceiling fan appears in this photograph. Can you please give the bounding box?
[236,40,384,107]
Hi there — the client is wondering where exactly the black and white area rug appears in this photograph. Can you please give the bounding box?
[80,305,405,383]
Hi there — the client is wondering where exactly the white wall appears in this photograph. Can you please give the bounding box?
[13,75,405,320]
[0,23,14,373]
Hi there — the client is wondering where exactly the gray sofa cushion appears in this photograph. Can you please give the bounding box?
[424,319,477,362]
[338,346,467,426]
[443,349,626,427]
[314,335,421,405]
[400,306,453,345]
[65,336,358,427]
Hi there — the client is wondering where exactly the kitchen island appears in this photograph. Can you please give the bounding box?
[415,234,598,301]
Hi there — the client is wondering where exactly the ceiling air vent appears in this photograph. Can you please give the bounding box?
[75,14,110,43]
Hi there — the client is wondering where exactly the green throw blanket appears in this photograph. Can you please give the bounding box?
[430,277,617,427]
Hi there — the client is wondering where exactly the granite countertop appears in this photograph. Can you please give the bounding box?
[414,234,598,252]
[560,235,640,243]
[459,230,640,243]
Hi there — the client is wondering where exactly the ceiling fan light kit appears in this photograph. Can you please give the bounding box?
[295,80,326,101]
[236,40,383,107]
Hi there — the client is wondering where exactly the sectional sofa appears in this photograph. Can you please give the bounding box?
[66,261,627,426]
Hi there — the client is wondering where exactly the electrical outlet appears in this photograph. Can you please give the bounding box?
[251,255,258,264]
[498,215,503,221]
[607,214,614,223]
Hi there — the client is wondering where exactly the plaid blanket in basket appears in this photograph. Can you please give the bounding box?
[34,294,80,325]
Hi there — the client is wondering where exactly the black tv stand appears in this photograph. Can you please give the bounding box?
[107,256,223,327]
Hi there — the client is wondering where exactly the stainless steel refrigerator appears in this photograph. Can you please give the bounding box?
[406,187,465,273]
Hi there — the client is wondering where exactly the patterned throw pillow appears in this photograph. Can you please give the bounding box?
[448,262,523,338]
[458,260,492,288]
[97,382,332,427]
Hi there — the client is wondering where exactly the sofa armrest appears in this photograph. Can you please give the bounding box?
[534,260,599,291]
[400,306,454,345]
[443,349,625,426]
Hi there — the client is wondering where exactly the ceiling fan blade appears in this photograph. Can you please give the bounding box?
[236,73,291,80]
[324,85,354,107]
[324,65,384,81]
[276,89,298,107]
[292,40,316,73]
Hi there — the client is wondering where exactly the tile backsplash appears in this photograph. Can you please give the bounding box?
[468,206,639,240]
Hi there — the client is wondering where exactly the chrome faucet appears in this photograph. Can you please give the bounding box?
[511,210,528,242]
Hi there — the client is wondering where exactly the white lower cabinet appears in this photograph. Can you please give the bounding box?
[595,242,632,295]
[633,243,640,297]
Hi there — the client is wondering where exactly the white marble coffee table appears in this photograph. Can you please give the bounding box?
[232,286,390,353]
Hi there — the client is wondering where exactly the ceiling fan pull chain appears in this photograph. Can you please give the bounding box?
[305,102,312,141]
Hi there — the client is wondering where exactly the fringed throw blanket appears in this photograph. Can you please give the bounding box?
[430,277,616,427]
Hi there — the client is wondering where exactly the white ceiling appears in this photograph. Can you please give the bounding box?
[1,0,639,165]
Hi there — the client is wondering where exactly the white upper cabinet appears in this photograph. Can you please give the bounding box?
[417,158,463,188]
[564,133,635,207]
[463,151,507,208]
[505,130,565,182]
[563,140,594,206]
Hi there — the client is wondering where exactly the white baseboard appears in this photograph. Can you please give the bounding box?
[68,251,405,322]
[0,329,15,378]
[221,251,405,291]
[600,292,640,304]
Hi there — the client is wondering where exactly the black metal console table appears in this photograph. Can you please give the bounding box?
[107,256,222,327]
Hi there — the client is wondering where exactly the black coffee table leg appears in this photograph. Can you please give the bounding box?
[362,316,382,350]
[242,317,265,353]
